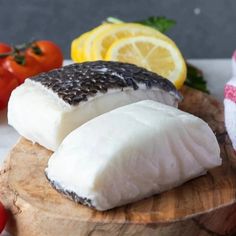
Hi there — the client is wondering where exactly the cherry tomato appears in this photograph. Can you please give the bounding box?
[0,67,19,109]
[26,40,63,72]
[0,201,8,233]
[0,43,12,64]
[0,43,11,54]
[2,54,43,84]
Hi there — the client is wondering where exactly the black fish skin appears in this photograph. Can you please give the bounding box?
[30,61,182,105]
[45,171,95,208]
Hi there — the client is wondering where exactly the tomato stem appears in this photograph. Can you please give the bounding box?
[0,51,13,58]
[0,40,38,65]
[14,54,26,65]
[31,44,43,55]
[14,41,35,52]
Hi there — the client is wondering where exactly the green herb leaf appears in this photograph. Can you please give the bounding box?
[185,63,209,93]
[136,16,176,33]
[105,16,175,33]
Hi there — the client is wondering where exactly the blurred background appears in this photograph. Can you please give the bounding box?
[0,0,235,59]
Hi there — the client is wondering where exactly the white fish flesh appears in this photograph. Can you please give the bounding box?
[8,61,182,151]
[45,100,221,211]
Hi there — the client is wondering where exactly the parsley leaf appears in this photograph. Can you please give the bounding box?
[105,16,175,33]
[185,63,209,93]
[136,16,176,33]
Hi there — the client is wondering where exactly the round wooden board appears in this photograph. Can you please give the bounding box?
[1,86,236,236]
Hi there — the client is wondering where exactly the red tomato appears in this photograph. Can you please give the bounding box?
[0,43,11,54]
[0,67,19,109]
[0,201,8,233]
[2,54,43,84]
[0,43,12,64]
[26,40,63,72]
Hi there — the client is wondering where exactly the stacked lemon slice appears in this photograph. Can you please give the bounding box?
[71,23,186,89]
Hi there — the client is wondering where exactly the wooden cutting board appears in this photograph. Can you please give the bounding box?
[1,86,236,236]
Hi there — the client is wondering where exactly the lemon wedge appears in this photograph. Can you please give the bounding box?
[71,32,90,62]
[91,23,175,60]
[83,24,112,61]
[105,36,186,89]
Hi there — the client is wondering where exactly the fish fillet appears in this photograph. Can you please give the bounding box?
[8,61,182,151]
[45,100,221,211]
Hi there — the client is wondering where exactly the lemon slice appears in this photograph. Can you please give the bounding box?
[92,23,175,61]
[83,24,112,61]
[71,32,90,62]
[105,36,186,89]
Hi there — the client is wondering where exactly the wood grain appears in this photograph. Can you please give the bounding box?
[1,86,236,236]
